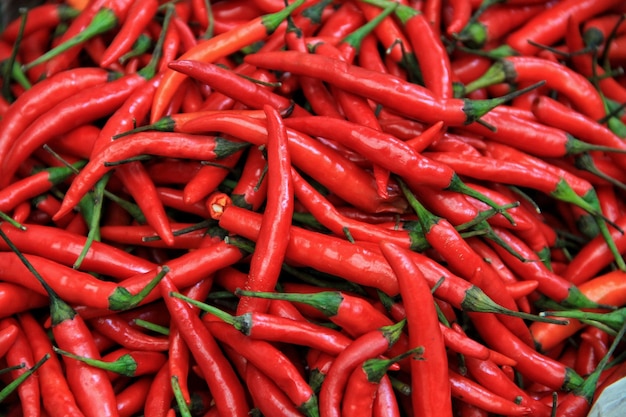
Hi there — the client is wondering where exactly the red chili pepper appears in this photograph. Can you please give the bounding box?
[380,241,453,417]
[319,320,405,417]
[182,151,243,204]
[0,222,155,278]
[505,0,623,55]
[159,276,250,417]
[181,113,406,213]
[235,105,293,314]
[398,181,535,346]
[465,56,606,120]
[0,67,109,168]
[53,132,247,221]
[99,0,159,68]
[448,369,533,416]
[1,72,149,187]
[1,4,79,43]
[245,50,539,126]
[143,361,173,417]
[151,0,305,121]
[0,321,18,358]
[169,60,309,117]
[342,348,422,417]
[88,315,169,351]
[115,377,152,417]
[17,312,85,417]
[155,187,211,218]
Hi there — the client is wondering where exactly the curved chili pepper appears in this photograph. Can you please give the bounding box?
[448,369,533,415]
[159,276,250,417]
[0,230,121,417]
[505,0,623,56]
[235,105,293,314]
[203,317,319,417]
[17,312,85,417]
[318,320,405,417]
[465,56,606,120]
[0,67,109,167]
[342,348,422,417]
[182,151,243,204]
[180,113,406,213]
[99,0,159,68]
[245,50,541,126]
[168,60,308,117]
[88,316,169,351]
[156,187,211,218]
[380,241,453,417]
[1,72,149,187]
[151,0,305,122]
[0,318,39,417]
[177,292,352,355]
[53,133,248,221]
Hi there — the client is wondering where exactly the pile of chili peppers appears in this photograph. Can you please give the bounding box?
[2,0,626,416]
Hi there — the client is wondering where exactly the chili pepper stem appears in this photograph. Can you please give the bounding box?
[0,353,50,403]
[465,81,546,123]
[171,291,251,333]
[445,175,517,225]
[52,347,138,377]
[172,376,193,417]
[108,265,170,311]
[23,8,118,71]
[541,307,626,335]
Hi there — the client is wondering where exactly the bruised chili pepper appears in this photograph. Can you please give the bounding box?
[151,0,305,121]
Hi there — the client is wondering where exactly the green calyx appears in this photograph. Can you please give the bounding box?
[261,0,306,34]
[108,265,170,311]
[234,288,343,317]
[53,347,138,377]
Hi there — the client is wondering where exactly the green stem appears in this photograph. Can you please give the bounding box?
[0,354,49,403]
[172,376,193,417]
[362,346,424,383]
[235,288,345,317]
[108,265,170,311]
[133,319,170,336]
[73,173,109,269]
[0,211,26,230]
[23,8,119,71]
[53,347,139,377]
